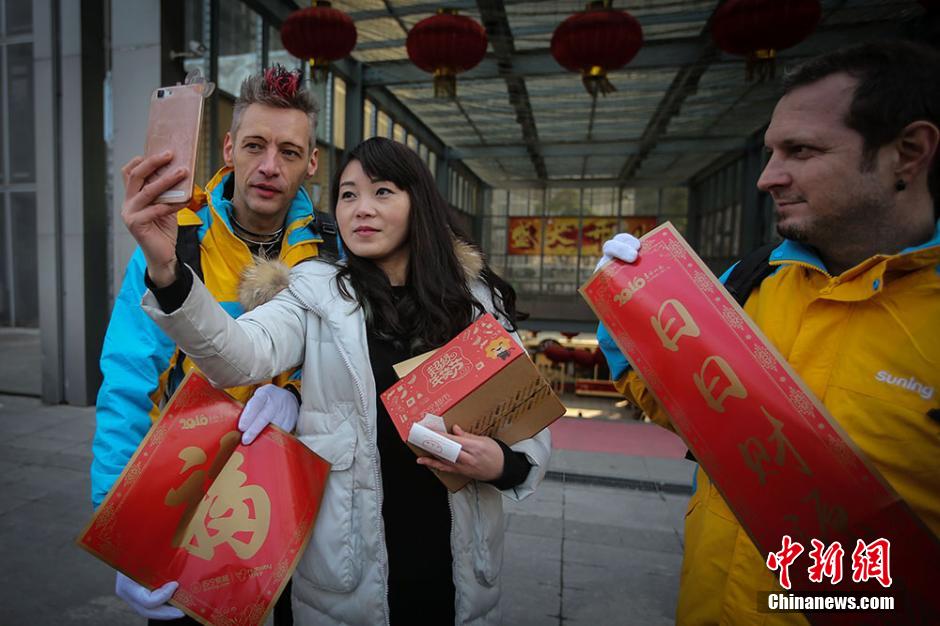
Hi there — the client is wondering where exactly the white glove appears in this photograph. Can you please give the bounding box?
[594,233,642,271]
[238,384,300,445]
[115,572,184,620]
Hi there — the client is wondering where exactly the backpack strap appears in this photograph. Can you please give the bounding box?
[175,224,204,282]
[311,210,339,260]
[724,241,779,307]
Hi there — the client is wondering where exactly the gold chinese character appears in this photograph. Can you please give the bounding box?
[180,451,271,560]
[737,406,813,485]
[166,431,270,560]
[693,356,747,413]
[650,299,701,352]
[738,437,774,485]
[764,407,811,477]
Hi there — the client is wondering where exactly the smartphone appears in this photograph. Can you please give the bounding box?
[143,82,205,204]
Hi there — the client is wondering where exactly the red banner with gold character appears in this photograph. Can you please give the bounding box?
[507,217,542,255]
[77,373,330,626]
[580,222,939,624]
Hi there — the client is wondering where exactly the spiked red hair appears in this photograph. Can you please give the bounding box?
[263,65,302,100]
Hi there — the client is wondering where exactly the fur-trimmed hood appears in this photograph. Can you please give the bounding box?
[238,238,485,312]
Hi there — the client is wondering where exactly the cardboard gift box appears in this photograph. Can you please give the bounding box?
[381,313,565,491]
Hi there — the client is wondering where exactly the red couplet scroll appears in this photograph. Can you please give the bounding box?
[580,222,938,624]
[78,372,330,626]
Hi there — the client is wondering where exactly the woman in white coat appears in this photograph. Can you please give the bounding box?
[122,136,551,625]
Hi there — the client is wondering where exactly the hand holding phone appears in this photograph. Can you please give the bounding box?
[143,82,205,204]
[121,152,188,288]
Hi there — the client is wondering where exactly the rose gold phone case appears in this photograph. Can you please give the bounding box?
[143,83,205,204]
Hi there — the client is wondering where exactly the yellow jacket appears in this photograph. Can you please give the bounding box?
[613,228,940,625]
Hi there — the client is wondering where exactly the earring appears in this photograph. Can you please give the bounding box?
[895,179,907,192]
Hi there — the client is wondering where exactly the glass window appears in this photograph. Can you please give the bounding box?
[5,0,31,36]
[584,188,616,215]
[268,24,297,69]
[407,134,418,152]
[509,189,539,216]
[7,43,34,183]
[183,0,210,91]
[362,100,375,139]
[218,3,262,96]
[332,76,346,149]
[506,255,541,295]
[11,193,37,327]
[661,186,688,216]
[541,256,578,295]
[488,189,508,216]
[428,151,437,179]
[376,110,391,139]
[621,187,636,216]
[546,187,579,215]
[305,76,328,146]
[419,143,429,165]
[635,187,660,215]
[0,59,4,184]
[392,123,406,144]
[0,199,8,326]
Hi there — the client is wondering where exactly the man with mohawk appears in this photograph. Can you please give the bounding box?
[92,66,337,624]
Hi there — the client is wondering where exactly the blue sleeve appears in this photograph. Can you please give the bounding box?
[90,249,178,508]
[597,322,631,381]
[597,263,739,382]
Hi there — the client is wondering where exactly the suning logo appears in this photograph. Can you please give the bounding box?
[874,371,934,400]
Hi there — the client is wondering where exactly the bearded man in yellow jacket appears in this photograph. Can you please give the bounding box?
[597,40,940,625]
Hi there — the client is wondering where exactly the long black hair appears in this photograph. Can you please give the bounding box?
[330,137,523,353]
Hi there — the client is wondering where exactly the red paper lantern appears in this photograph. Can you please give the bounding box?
[406,9,488,99]
[570,348,597,368]
[281,1,357,81]
[543,344,573,364]
[711,0,821,81]
[550,0,643,97]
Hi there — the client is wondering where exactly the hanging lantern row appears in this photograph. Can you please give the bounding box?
[710,0,822,81]
[280,0,825,96]
[280,1,357,82]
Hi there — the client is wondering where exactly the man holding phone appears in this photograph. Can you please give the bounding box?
[91,66,335,624]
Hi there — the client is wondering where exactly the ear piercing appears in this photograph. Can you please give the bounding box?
[895,179,907,192]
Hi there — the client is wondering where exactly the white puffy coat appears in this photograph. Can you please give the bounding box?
[142,259,552,625]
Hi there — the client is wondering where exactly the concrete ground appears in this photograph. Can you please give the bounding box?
[0,328,40,396]
[0,392,691,625]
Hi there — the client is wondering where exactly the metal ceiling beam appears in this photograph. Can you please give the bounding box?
[476,0,546,181]
[615,34,719,184]
[454,136,743,160]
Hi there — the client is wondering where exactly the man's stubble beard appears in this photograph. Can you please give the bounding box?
[777,155,892,251]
